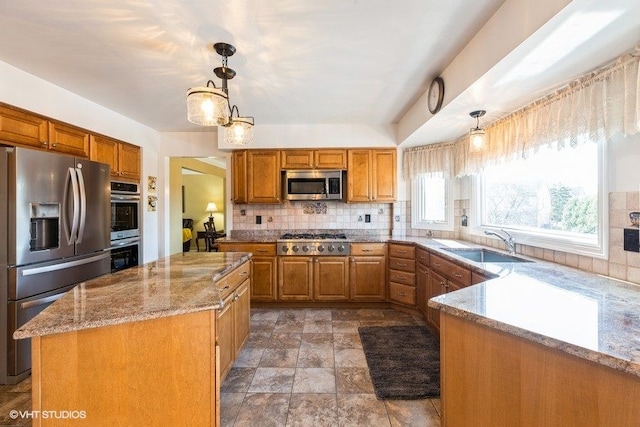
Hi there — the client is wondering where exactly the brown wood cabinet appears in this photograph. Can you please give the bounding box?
[0,104,48,149]
[218,242,277,302]
[388,243,416,307]
[278,256,314,301]
[231,150,248,203]
[90,135,140,182]
[47,121,90,157]
[281,149,347,169]
[247,150,281,203]
[216,262,251,380]
[346,149,396,202]
[416,248,430,315]
[427,253,472,334]
[349,243,387,302]
[278,256,349,301]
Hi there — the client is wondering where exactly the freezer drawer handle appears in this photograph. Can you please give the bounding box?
[20,293,65,310]
[21,252,110,276]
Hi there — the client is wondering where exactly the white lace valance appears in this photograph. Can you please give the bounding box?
[403,49,640,179]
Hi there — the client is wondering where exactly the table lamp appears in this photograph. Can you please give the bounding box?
[206,202,218,223]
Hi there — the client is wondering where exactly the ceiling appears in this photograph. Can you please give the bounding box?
[0,0,638,146]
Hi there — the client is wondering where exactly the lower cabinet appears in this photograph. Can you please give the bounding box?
[427,253,472,334]
[278,256,349,301]
[349,243,387,302]
[218,242,277,302]
[217,279,250,380]
[416,248,430,315]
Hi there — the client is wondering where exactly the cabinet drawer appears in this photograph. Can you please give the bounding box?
[350,243,386,256]
[416,248,429,266]
[430,254,471,287]
[219,243,276,256]
[389,244,415,259]
[216,262,251,298]
[389,257,415,273]
[389,282,416,306]
[389,269,415,286]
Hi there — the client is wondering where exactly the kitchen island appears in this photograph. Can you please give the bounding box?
[14,251,252,427]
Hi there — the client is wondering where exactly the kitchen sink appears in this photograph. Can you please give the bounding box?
[440,248,533,263]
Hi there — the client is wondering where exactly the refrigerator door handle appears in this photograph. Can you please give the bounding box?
[76,167,87,243]
[20,293,66,310]
[21,252,110,276]
[67,167,80,244]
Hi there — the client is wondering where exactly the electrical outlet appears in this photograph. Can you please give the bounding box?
[394,215,400,222]
[365,214,371,223]
[358,215,363,222]
[256,215,262,224]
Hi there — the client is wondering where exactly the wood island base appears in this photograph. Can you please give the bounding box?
[30,311,219,427]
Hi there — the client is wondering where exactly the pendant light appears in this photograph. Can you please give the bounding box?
[187,42,254,144]
[469,110,486,152]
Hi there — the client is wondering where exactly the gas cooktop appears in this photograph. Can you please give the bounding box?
[277,232,350,255]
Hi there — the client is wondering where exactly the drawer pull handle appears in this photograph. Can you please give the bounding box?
[396,262,407,267]
[397,292,406,296]
[396,250,407,254]
[256,249,268,253]
[362,249,373,252]
[240,271,248,276]
[433,262,441,268]
[453,273,462,278]
[440,281,446,286]
[221,285,230,291]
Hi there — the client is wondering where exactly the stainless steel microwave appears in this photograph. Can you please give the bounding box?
[284,170,344,201]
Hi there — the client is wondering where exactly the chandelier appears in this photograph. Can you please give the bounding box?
[187,42,254,144]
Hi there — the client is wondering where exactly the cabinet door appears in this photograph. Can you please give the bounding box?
[89,135,118,173]
[48,121,89,157]
[233,280,251,356]
[314,149,347,169]
[118,142,141,181]
[281,150,313,169]
[0,105,48,148]
[314,257,349,301]
[232,150,248,203]
[428,269,447,332]
[349,255,386,301]
[372,149,396,201]
[278,257,313,301]
[251,256,277,302]
[217,293,235,379]
[247,150,281,203]
[416,263,429,315]
[347,150,372,202]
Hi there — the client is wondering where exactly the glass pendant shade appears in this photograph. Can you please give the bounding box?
[469,127,485,152]
[224,117,254,145]
[186,87,229,126]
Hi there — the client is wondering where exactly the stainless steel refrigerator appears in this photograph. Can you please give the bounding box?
[0,146,111,384]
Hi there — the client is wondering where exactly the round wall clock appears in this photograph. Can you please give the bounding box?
[427,77,444,114]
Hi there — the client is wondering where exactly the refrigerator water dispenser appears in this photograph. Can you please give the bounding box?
[29,203,60,251]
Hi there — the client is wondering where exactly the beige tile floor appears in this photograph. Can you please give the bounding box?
[221,308,441,427]
[0,308,441,427]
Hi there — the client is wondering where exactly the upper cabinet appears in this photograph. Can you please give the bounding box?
[347,149,396,202]
[281,149,347,169]
[232,150,282,205]
[90,135,141,182]
[48,121,90,157]
[0,105,48,149]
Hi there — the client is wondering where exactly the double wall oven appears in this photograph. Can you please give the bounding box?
[110,181,141,272]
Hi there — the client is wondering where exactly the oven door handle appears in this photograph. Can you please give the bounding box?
[20,293,66,310]
[111,237,141,247]
[111,194,141,201]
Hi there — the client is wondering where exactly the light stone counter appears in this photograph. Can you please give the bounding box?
[14,251,252,339]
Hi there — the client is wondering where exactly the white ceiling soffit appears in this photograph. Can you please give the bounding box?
[0,0,504,132]
[398,0,640,148]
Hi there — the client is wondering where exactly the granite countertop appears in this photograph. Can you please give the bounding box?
[14,252,252,339]
[223,232,640,377]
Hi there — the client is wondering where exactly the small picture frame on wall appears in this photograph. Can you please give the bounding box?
[148,176,157,194]
[148,195,157,212]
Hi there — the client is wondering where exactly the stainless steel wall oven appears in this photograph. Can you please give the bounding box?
[110,181,141,273]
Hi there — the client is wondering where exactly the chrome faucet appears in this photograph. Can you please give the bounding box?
[484,229,516,255]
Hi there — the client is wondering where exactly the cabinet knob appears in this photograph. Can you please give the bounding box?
[51,143,57,147]
[453,272,462,278]
[41,142,48,147]
[433,262,441,268]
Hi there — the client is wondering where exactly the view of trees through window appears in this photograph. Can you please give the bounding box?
[481,143,598,237]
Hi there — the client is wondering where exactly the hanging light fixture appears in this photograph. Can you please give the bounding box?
[187,42,254,144]
[469,110,486,152]
[224,105,254,145]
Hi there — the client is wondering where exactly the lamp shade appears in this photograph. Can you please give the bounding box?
[206,202,218,213]
[469,128,485,152]
[187,87,229,126]
[224,117,254,145]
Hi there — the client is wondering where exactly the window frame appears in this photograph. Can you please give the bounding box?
[411,173,454,231]
[470,140,609,259]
